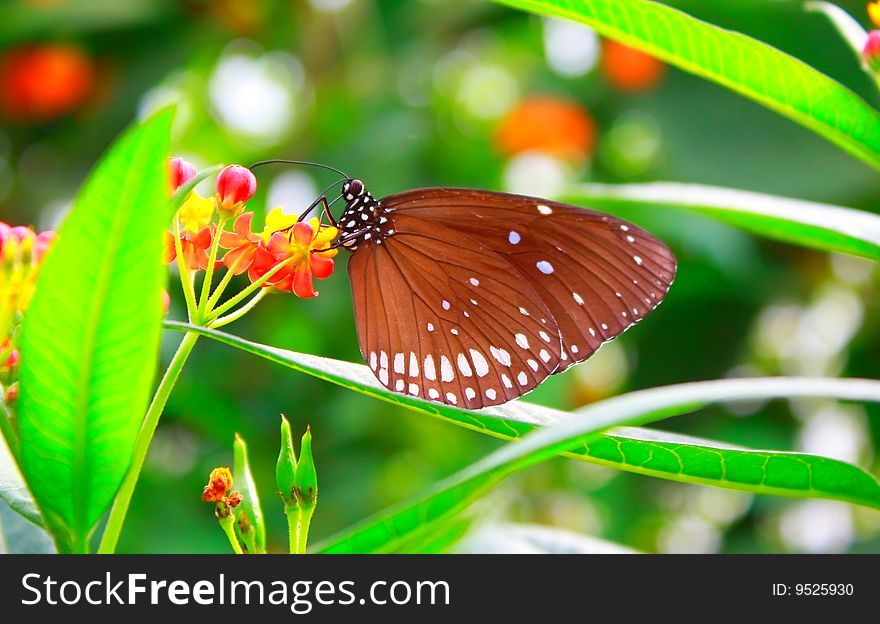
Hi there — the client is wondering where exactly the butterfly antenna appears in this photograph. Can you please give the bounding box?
[249,159,350,179]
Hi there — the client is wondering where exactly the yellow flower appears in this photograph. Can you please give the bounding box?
[870,1,880,28]
[178,193,215,234]
[258,207,297,244]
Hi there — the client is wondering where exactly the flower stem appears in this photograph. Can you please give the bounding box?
[295,504,315,554]
[210,289,268,329]
[173,219,198,320]
[285,503,315,554]
[219,512,244,554]
[206,257,294,321]
[97,331,200,554]
[198,218,227,314]
[204,261,238,313]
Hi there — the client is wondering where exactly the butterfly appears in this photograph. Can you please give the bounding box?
[253,161,676,410]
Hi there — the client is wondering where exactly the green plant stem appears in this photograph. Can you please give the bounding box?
[198,217,227,314]
[204,261,238,312]
[97,331,200,553]
[295,504,315,554]
[206,257,294,321]
[210,289,268,329]
[173,219,198,320]
[220,513,244,554]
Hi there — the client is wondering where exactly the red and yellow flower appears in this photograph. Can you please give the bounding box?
[252,218,338,298]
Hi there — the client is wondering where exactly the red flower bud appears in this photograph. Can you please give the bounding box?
[5,383,18,404]
[864,31,880,73]
[2,349,19,370]
[168,157,197,192]
[215,165,257,215]
[225,491,243,508]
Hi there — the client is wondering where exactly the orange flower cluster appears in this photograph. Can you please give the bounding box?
[166,160,338,299]
[201,467,242,508]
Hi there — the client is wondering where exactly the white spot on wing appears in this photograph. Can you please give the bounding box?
[469,277,479,286]
[457,353,473,377]
[446,392,457,405]
[633,255,643,265]
[537,204,553,215]
[573,292,584,305]
[465,387,476,400]
[393,352,405,374]
[469,349,489,377]
[442,300,451,310]
[490,346,511,367]
[424,355,436,380]
[369,351,377,370]
[408,383,419,396]
[515,333,530,349]
[517,371,528,386]
[427,323,434,332]
[519,307,529,316]
[539,331,551,343]
[536,261,554,274]
[539,349,551,363]
[502,374,513,389]
[508,231,521,245]
[527,359,539,372]
[486,388,497,400]
[440,356,454,382]
[409,352,419,377]
[395,379,404,391]
[428,388,440,399]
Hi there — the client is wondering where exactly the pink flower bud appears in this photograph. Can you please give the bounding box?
[33,230,55,263]
[864,31,880,73]
[168,157,197,192]
[215,165,257,215]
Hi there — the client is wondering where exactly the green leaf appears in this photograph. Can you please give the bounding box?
[0,500,54,554]
[17,109,174,552]
[233,434,266,554]
[593,427,880,504]
[493,0,880,170]
[455,523,640,554]
[566,182,880,261]
[0,427,42,527]
[164,324,880,536]
[318,377,880,554]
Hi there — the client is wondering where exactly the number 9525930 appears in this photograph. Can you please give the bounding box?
[795,584,854,596]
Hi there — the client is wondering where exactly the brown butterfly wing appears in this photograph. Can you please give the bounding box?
[348,212,564,409]
[383,188,677,372]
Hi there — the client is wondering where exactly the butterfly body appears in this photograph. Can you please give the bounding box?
[338,180,676,409]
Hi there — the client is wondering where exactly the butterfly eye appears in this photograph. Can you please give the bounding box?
[346,179,364,199]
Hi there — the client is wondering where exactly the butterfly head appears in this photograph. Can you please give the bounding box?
[343,179,365,201]
[338,179,393,250]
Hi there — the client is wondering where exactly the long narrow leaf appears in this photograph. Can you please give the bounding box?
[493,0,880,170]
[165,324,880,533]
[17,109,174,551]
[319,375,880,553]
[567,182,880,260]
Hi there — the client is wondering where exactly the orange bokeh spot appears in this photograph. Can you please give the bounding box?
[495,97,596,159]
[601,40,665,92]
[0,44,96,121]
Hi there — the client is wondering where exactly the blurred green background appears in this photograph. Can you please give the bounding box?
[2,0,880,553]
